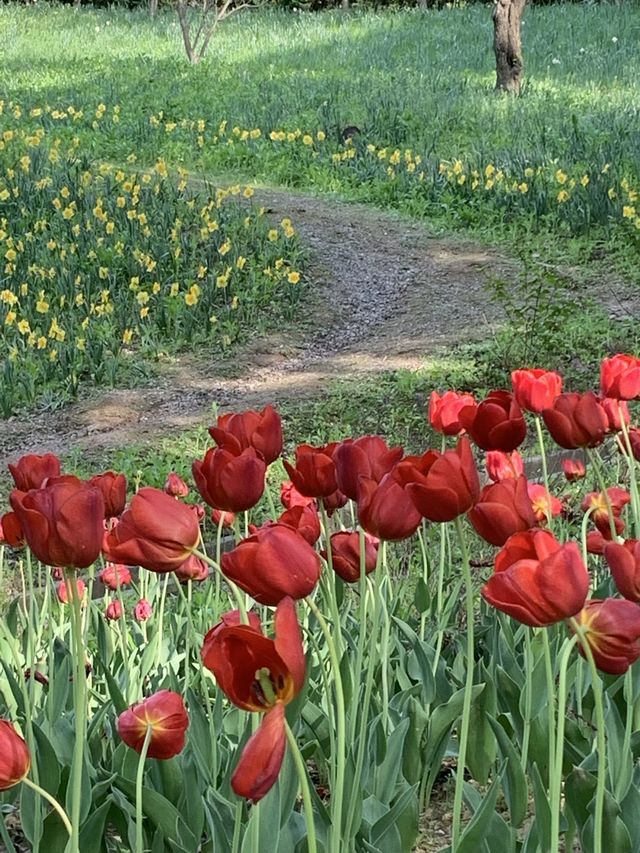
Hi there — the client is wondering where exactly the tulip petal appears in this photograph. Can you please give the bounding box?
[231,703,287,802]
[274,597,306,695]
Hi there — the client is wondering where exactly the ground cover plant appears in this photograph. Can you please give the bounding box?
[2,360,640,852]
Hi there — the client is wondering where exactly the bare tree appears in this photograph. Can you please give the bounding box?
[493,0,527,94]
[176,0,251,65]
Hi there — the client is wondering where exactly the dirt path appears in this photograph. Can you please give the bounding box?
[2,185,627,468]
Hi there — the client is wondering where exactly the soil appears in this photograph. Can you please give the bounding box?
[1,185,636,469]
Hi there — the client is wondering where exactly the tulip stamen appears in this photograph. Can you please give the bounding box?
[254,668,277,706]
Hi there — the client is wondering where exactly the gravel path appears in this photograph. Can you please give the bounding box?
[0,187,516,466]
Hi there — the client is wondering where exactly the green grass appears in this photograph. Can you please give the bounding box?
[1,3,639,268]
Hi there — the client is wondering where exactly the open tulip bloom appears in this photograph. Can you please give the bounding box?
[201,597,305,802]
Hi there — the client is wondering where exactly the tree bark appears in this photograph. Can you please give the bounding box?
[150,0,159,17]
[493,0,526,94]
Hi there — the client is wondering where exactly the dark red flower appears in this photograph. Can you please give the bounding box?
[193,445,266,513]
[283,443,339,498]
[280,480,315,510]
[428,390,476,436]
[541,392,608,449]
[562,458,586,482]
[277,503,321,546]
[600,354,640,401]
[134,599,152,622]
[174,554,209,583]
[459,390,526,452]
[117,690,189,759]
[0,512,24,547]
[57,578,86,604]
[201,597,305,802]
[211,508,236,528]
[572,599,640,674]
[333,436,403,501]
[482,536,589,627]
[600,397,630,433]
[164,472,189,498]
[527,483,562,524]
[394,436,480,523]
[209,405,283,465]
[106,600,123,621]
[322,488,349,516]
[486,450,524,483]
[0,720,31,791]
[511,369,562,414]
[89,471,127,520]
[221,524,321,605]
[357,471,421,541]
[11,477,104,568]
[468,476,537,546]
[99,563,132,590]
[323,531,379,583]
[102,487,200,574]
[8,453,61,491]
[604,540,640,602]
[581,487,630,536]
[617,427,640,463]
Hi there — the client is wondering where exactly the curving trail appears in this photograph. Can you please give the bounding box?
[1,187,516,467]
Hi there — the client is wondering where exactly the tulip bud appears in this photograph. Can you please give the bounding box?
[8,452,61,491]
[57,578,86,605]
[323,531,379,583]
[105,600,123,621]
[428,390,476,436]
[511,369,562,414]
[134,599,153,622]
[600,354,640,401]
[164,472,189,498]
[562,458,586,482]
[0,720,31,790]
[99,563,132,590]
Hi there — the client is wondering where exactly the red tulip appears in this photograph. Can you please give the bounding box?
[8,452,61,491]
[511,369,563,414]
[89,471,127,520]
[494,528,561,572]
[468,476,537,546]
[600,354,640,400]
[221,524,321,605]
[192,445,266,513]
[277,503,321,546]
[357,471,421,541]
[542,392,608,449]
[562,458,586,482]
[459,390,526,452]
[10,477,104,568]
[103,487,200,574]
[527,483,562,524]
[280,480,315,510]
[106,600,123,621]
[323,531,379,583]
[322,488,349,516]
[600,397,630,433]
[201,597,304,802]
[572,599,640,674]
[333,436,403,501]
[57,578,86,604]
[283,443,339,498]
[581,487,630,536]
[0,720,31,790]
[619,427,640,462]
[0,512,24,547]
[604,540,640,602]
[486,450,524,483]
[394,436,480,523]
[209,405,283,465]
[428,390,476,436]
[586,530,607,555]
[134,599,153,622]
[482,537,589,627]
[211,508,236,528]
[174,554,209,583]
[117,690,189,759]
[99,563,132,590]
[164,472,189,498]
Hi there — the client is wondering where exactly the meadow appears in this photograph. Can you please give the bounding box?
[2,4,640,853]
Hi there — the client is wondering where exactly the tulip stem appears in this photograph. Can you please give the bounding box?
[570,619,606,853]
[541,628,556,796]
[65,568,87,853]
[550,635,578,853]
[305,596,346,853]
[618,406,640,535]
[586,449,620,541]
[451,517,474,851]
[521,628,532,772]
[319,502,343,659]
[231,801,243,853]
[22,778,73,838]
[534,416,554,532]
[135,725,153,853]
[284,720,317,853]
[349,529,370,743]
[432,523,449,676]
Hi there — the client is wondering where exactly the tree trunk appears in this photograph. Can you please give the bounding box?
[150,0,159,17]
[492,0,526,94]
